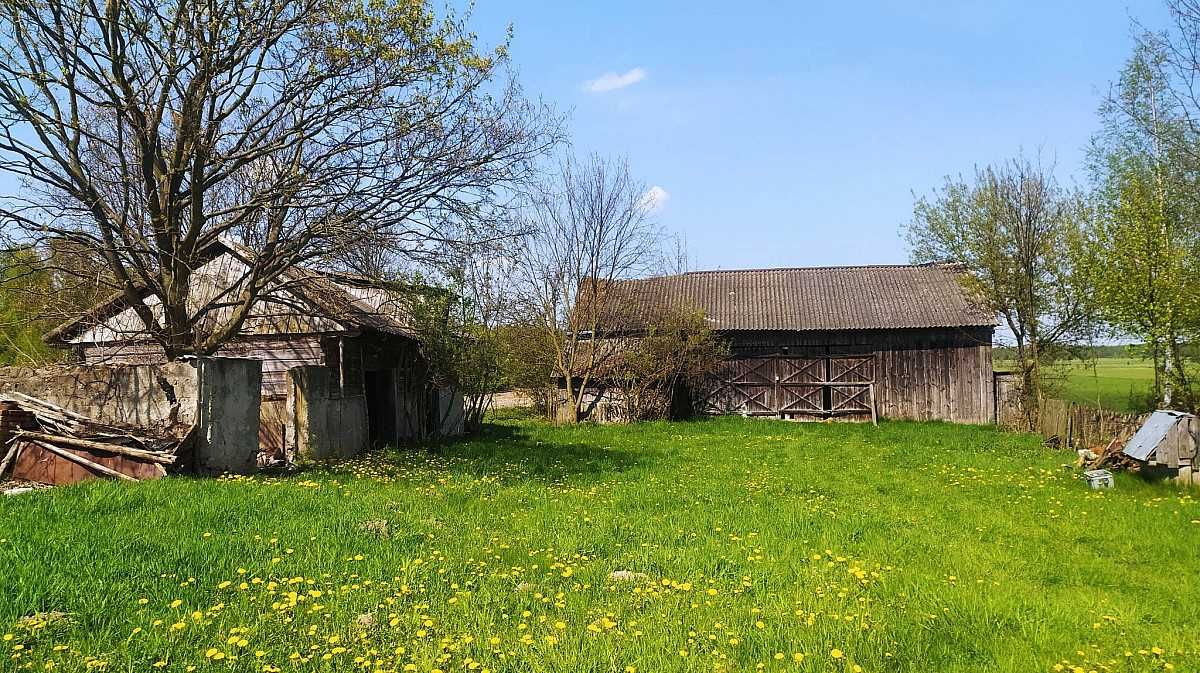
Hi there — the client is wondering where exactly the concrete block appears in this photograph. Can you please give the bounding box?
[194,357,261,474]
[289,366,367,460]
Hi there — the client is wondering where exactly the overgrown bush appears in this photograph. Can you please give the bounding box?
[496,323,558,414]
[611,308,728,421]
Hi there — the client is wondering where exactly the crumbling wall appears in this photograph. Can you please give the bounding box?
[288,366,368,460]
[0,357,262,476]
[0,362,198,429]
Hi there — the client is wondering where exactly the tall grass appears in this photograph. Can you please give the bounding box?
[0,417,1196,672]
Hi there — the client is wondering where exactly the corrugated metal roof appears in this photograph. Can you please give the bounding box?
[605,264,996,332]
[1123,410,1192,461]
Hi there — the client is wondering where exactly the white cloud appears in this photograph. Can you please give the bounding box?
[639,185,670,213]
[584,67,646,94]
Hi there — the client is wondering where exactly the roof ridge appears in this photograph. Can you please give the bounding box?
[682,262,958,275]
[612,262,964,282]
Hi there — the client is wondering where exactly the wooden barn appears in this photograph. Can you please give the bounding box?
[603,263,997,423]
[43,240,462,459]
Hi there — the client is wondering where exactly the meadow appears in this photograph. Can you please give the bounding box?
[996,358,1156,413]
[1052,359,1157,413]
[1,415,1198,672]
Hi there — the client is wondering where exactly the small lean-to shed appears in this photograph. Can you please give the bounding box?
[1122,410,1199,485]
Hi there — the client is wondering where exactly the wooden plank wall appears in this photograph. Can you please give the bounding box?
[727,327,995,424]
[82,335,327,400]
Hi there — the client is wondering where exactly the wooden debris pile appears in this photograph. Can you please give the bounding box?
[0,392,193,485]
[1079,436,1142,472]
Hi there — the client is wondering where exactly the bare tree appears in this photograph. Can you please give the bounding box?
[410,235,525,434]
[518,155,662,423]
[0,0,559,359]
[907,156,1091,429]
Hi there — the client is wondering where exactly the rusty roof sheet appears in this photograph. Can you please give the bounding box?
[606,264,996,332]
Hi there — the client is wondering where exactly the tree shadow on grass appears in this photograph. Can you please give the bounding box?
[289,420,663,486]
[426,420,662,484]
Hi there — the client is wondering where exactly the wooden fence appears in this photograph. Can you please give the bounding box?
[994,371,1149,448]
[1035,399,1149,449]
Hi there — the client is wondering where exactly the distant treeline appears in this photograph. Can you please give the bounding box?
[993,343,1200,361]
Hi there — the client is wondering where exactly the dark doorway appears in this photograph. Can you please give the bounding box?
[365,369,397,448]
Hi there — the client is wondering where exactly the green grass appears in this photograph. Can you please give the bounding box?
[997,358,1156,413]
[2,417,1199,672]
[1054,359,1156,413]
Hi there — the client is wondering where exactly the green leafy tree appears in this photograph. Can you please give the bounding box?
[409,242,524,435]
[906,157,1091,429]
[1082,40,1200,408]
[611,308,729,421]
[0,248,60,365]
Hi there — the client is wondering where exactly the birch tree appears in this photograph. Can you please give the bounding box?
[1082,39,1200,408]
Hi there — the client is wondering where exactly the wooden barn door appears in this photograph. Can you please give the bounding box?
[704,357,775,415]
[704,352,876,419]
[828,356,874,415]
[775,357,824,414]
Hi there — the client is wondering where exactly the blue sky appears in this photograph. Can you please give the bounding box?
[468,1,1170,270]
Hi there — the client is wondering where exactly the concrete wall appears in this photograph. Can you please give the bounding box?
[0,362,199,428]
[0,357,262,475]
[289,366,368,460]
[435,387,465,437]
[194,358,262,475]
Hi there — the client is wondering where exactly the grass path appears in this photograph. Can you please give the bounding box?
[1,417,1198,672]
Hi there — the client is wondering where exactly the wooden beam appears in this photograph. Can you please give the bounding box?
[0,440,20,478]
[14,432,175,465]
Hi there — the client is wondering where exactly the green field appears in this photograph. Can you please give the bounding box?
[2,416,1199,672]
[1053,359,1157,413]
[997,358,1157,413]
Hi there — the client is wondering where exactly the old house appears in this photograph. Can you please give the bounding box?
[602,263,997,423]
[43,240,462,460]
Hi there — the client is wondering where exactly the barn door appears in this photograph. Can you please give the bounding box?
[704,353,875,418]
[828,356,874,414]
[776,357,824,414]
[702,357,775,415]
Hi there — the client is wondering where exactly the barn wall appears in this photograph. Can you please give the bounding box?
[78,331,445,453]
[724,327,995,424]
[82,334,347,455]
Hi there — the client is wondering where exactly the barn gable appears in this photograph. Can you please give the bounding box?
[44,242,421,347]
